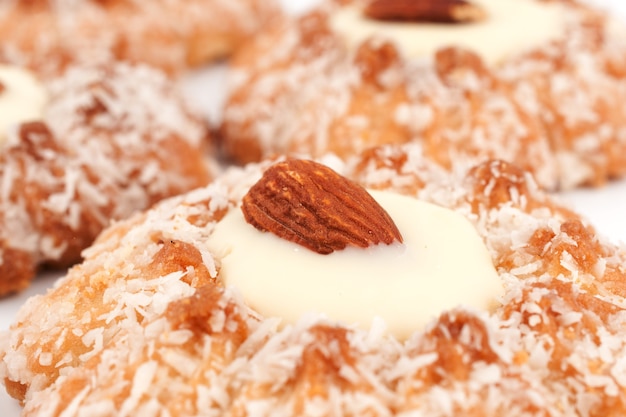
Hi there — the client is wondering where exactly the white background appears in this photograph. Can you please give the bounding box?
[2,0,626,414]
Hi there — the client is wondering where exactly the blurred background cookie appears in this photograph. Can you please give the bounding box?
[0,0,283,76]
[0,62,214,296]
[221,0,626,190]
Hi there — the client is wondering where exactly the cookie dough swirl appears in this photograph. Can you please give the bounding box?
[3,144,626,415]
[0,62,212,296]
[221,0,626,190]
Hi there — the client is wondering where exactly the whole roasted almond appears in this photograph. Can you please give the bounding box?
[364,0,487,24]
[241,159,403,254]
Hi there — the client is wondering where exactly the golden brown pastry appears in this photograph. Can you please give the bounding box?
[3,143,626,415]
[221,0,626,190]
[0,62,213,296]
[0,0,282,76]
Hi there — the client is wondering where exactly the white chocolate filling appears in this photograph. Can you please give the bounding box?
[208,190,502,340]
[330,0,566,65]
[0,65,48,146]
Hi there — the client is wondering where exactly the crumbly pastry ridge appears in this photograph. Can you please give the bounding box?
[221,0,626,190]
[0,62,212,296]
[0,0,282,76]
[3,143,626,415]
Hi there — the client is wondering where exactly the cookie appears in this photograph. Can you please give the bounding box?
[221,0,626,190]
[0,62,213,296]
[0,0,282,76]
[3,144,626,415]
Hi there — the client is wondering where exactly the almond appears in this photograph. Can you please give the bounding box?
[241,159,403,254]
[0,80,5,94]
[364,0,487,24]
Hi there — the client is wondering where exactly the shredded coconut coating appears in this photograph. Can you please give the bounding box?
[0,62,213,296]
[3,143,626,416]
[221,0,626,190]
[0,0,282,76]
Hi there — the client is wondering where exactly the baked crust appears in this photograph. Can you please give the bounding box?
[3,144,626,415]
[0,62,213,296]
[0,0,282,76]
[221,0,626,190]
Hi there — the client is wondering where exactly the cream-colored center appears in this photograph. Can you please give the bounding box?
[330,0,566,65]
[208,190,502,339]
[0,65,48,146]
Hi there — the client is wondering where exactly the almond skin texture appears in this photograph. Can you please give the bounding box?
[364,0,487,24]
[241,159,403,254]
